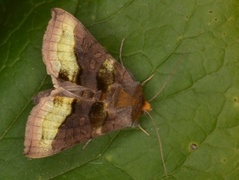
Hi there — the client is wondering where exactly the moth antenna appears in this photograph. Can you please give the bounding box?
[142,73,154,86]
[148,80,168,102]
[145,110,168,177]
[119,37,126,65]
[138,124,150,136]
[148,56,184,102]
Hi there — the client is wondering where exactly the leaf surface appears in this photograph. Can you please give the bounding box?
[1,0,239,179]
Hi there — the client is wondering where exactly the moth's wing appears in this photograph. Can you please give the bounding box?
[42,8,136,90]
[24,89,95,158]
[42,8,79,87]
[24,88,136,158]
[42,7,103,88]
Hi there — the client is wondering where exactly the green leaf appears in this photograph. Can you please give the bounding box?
[1,0,239,179]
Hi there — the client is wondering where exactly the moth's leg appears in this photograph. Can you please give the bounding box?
[137,124,150,136]
[59,81,95,93]
[131,119,150,136]
[119,37,126,65]
[55,81,97,99]
[119,37,155,86]
[141,74,155,86]
[82,139,92,150]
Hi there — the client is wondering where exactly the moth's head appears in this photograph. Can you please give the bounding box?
[130,83,152,123]
[142,100,152,112]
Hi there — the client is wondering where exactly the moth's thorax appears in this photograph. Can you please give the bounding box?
[107,82,147,122]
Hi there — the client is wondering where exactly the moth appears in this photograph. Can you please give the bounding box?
[24,8,152,158]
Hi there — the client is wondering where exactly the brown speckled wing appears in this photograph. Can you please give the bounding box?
[24,8,150,158]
